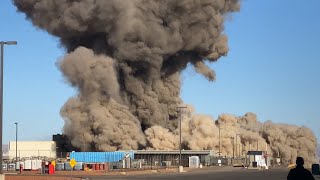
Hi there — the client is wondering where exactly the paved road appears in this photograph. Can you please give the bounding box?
[80,167,320,180]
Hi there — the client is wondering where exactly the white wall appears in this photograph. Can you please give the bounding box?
[8,141,56,159]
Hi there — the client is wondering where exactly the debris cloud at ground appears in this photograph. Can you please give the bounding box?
[14,0,317,167]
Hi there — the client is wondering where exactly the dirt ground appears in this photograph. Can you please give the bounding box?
[4,166,237,179]
[3,167,180,178]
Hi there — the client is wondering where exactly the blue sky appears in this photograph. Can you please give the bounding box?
[1,0,319,144]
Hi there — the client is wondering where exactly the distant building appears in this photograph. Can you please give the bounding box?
[2,144,8,156]
[8,141,56,159]
[69,150,215,167]
[52,134,78,158]
[134,150,214,167]
[247,150,272,168]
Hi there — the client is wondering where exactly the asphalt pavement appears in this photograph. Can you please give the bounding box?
[79,167,320,180]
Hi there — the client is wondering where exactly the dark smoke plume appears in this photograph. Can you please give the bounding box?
[14,0,240,149]
[14,0,318,167]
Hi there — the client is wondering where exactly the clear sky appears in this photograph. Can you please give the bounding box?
[1,0,319,144]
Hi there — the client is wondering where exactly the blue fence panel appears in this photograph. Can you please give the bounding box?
[69,151,134,163]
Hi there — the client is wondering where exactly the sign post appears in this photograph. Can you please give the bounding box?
[264,154,270,169]
[51,160,56,167]
[69,159,77,179]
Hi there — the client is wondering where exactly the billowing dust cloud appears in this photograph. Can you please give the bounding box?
[14,0,317,166]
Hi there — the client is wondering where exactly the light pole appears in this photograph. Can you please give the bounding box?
[15,123,18,165]
[178,106,187,169]
[0,41,17,174]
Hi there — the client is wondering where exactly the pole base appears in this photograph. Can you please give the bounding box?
[0,174,5,180]
[179,166,184,172]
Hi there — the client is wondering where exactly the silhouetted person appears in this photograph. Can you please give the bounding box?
[287,157,315,180]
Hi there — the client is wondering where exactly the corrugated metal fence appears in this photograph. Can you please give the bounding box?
[69,151,134,163]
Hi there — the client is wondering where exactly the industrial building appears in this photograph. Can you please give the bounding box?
[5,134,221,168]
[2,134,242,171]
[52,134,218,167]
[68,150,216,168]
[8,141,57,160]
[3,137,273,171]
[134,150,214,167]
[246,150,272,168]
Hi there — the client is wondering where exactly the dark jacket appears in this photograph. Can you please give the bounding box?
[287,165,315,180]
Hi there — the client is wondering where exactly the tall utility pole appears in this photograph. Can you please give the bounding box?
[15,122,18,165]
[218,125,221,157]
[235,135,237,157]
[235,134,240,158]
[265,142,268,169]
[242,140,245,157]
[231,137,235,164]
[238,144,241,158]
[243,140,246,165]
[178,106,187,168]
[0,41,17,174]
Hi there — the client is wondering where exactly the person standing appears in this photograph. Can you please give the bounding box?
[287,157,315,180]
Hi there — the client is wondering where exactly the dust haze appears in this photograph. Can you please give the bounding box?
[13,0,318,167]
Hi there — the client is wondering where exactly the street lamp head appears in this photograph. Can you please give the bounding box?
[15,122,18,125]
[5,41,17,45]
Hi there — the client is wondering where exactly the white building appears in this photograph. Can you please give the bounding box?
[8,141,56,159]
